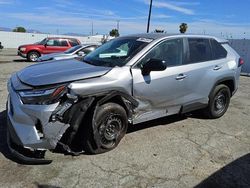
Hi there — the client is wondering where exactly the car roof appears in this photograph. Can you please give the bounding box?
[47,37,78,40]
[123,33,227,43]
[80,43,101,47]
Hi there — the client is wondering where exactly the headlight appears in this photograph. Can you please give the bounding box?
[20,47,26,52]
[19,85,67,105]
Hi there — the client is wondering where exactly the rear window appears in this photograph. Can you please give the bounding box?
[69,39,80,46]
[188,38,212,64]
[210,39,227,59]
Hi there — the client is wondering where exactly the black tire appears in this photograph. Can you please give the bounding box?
[83,103,128,154]
[27,51,40,62]
[205,84,231,119]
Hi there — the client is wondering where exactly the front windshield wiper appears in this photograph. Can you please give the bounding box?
[83,59,115,67]
[110,55,128,59]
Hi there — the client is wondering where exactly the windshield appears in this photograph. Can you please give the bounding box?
[83,37,151,67]
[64,45,82,54]
[36,38,47,45]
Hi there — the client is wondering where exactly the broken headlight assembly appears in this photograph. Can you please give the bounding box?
[19,85,67,105]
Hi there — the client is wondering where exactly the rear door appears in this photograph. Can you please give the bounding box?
[132,38,190,123]
[179,38,228,112]
[43,39,70,54]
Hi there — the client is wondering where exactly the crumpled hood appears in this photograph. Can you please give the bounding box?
[17,59,112,87]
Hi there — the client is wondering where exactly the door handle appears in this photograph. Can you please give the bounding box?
[213,65,222,70]
[175,74,187,80]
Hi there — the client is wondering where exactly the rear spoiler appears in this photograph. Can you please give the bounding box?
[215,37,229,44]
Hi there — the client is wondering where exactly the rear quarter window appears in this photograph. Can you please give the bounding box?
[188,38,212,64]
[210,39,227,59]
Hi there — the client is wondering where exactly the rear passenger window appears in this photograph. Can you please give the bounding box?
[188,38,212,63]
[60,40,68,46]
[69,39,79,46]
[210,39,227,59]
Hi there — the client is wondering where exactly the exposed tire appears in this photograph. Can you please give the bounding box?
[27,51,40,62]
[205,84,231,119]
[82,102,128,154]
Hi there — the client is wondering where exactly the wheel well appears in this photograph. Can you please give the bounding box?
[28,50,41,56]
[217,79,234,95]
[103,96,130,116]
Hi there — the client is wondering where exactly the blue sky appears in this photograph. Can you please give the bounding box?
[0,0,250,38]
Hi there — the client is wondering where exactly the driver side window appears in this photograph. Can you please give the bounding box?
[137,38,184,68]
[46,39,55,46]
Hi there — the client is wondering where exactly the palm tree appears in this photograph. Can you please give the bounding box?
[179,23,188,33]
[109,29,119,37]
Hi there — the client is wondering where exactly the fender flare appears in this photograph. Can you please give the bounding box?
[209,77,235,98]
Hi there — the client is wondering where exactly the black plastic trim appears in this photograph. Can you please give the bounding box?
[181,102,207,114]
[209,77,235,98]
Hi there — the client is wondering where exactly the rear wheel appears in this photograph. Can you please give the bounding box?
[205,84,231,118]
[83,103,128,154]
[27,51,40,62]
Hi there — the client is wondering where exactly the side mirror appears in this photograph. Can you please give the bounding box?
[141,58,167,76]
[77,51,86,56]
[44,43,47,48]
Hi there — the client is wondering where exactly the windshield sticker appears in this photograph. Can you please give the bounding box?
[136,38,153,43]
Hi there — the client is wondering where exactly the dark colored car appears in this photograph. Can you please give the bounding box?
[17,37,81,62]
[0,42,3,50]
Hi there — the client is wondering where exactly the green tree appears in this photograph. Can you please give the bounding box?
[13,26,26,33]
[109,29,119,37]
[154,29,165,33]
[179,23,188,33]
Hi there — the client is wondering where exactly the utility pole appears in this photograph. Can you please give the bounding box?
[117,20,120,32]
[91,21,93,36]
[147,0,153,33]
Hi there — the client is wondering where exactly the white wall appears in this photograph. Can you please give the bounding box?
[0,31,103,48]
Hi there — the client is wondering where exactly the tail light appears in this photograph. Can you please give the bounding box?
[238,58,244,67]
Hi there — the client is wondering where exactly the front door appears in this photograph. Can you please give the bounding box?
[131,38,189,124]
[43,39,69,54]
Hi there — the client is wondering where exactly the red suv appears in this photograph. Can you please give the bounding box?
[18,37,81,62]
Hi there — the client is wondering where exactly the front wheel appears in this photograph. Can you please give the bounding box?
[83,103,128,154]
[205,84,231,119]
[27,51,40,62]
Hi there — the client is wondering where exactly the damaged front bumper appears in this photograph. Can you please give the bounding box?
[6,82,72,164]
[7,116,52,164]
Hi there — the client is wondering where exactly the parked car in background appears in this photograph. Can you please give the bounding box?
[38,44,100,62]
[7,33,243,163]
[17,37,81,62]
[0,42,3,50]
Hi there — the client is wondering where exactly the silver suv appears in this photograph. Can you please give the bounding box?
[7,34,243,163]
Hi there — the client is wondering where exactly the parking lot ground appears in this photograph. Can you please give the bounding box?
[0,49,250,188]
